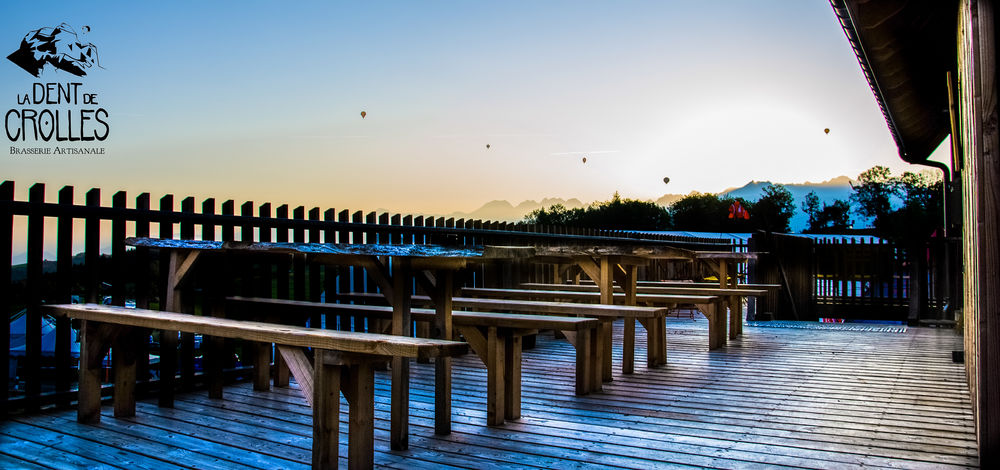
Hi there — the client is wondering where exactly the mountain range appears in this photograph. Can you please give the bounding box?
[448,176,859,232]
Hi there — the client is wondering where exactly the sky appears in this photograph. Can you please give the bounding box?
[2,1,949,217]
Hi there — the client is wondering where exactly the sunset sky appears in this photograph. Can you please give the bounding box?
[3,1,948,216]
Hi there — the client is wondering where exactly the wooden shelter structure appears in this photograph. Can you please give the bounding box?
[832,0,1000,462]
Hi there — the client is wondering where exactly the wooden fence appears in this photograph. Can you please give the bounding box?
[1,180,728,416]
[751,232,955,322]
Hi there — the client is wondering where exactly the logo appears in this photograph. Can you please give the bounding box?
[6,23,109,154]
[7,23,102,77]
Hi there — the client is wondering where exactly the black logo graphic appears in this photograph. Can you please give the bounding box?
[7,23,102,77]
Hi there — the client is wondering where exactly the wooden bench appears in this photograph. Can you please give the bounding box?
[43,303,468,470]
[459,287,726,350]
[225,296,601,425]
[522,282,765,339]
[335,291,674,382]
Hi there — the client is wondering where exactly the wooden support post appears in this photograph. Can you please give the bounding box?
[729,294,740,340]
[160,250,187,408]
[113,327,138,418]
[434,270,454,435]
[275,348,290,388]
[312,355,340,470]
[486,326,505,426]
[254,342,271,391]
[599,256,614,382]
[572,328,592,394]
[207,291,225,399]
[390,258,411,450]
[623,317,635,374]
[78,320,107,424]
[504,333,522,420]
[623,265,638,374]
[702,302,723,350]
[341,362,376,470]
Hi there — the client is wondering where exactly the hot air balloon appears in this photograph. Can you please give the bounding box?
[582,157,587,163]
[360,111,367,119]
[824,128,830,134]
[486,144,490,149]
[663,177,670,184]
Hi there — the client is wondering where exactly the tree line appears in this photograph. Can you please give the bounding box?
[524,165,944,240]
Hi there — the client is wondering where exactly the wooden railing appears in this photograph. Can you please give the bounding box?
[750,231,956,322]
[1,180,729,416]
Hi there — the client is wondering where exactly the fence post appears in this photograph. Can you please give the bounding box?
[179,197,196,391]
[24,183,45,412]
[0,181,11,416]
[54,186,74,407]
[158,194,176,407]
[134,192,151,384]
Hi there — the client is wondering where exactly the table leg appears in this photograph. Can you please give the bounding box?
[573,328,592,395]
[728,295,739,340]
[590,326,603,392]
[623,265,638,374]
[390,259,411,450]
[601,319,613,382]
[434,270,453,435]
[312,357,340,469]
[504,333,522,421]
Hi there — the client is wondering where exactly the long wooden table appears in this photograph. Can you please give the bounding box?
[127,237,532,450]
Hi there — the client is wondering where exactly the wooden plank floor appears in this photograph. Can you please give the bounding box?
[1,318,977,469]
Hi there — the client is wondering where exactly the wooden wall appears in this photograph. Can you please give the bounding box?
[958,0,1000,462]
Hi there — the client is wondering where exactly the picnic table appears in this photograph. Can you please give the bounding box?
[126,237,533,449]
[460,287,725,350]
[335,291,671,382]
[525,245,703,379]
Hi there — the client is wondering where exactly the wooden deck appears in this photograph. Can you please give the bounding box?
[0,318,976,469]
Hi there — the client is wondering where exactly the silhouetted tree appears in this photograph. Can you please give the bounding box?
[524,192,670,230]
[753,183,795,233]
[802,191,852,233]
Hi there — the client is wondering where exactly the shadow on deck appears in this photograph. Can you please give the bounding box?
[0,318,976,469]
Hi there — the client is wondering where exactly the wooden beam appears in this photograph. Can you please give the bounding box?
[277,345,314,406]
[168,251,201,291]
[351,255,394,304]
[573,256,601,284]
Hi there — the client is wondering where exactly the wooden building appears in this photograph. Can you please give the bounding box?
[832,0,1000,462]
